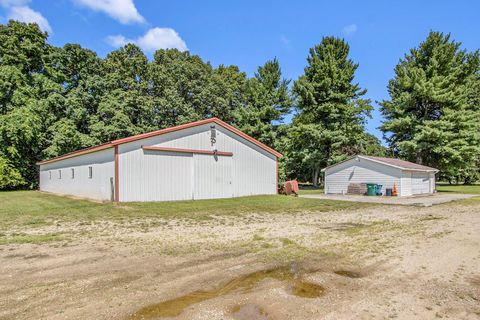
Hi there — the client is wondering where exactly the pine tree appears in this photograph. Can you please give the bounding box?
[236,58,292,147]
[380,31,480,183]
[290,37,372,185]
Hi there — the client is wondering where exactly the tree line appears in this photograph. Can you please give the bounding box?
[0,21,478,189]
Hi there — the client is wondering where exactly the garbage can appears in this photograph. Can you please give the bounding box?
[366,183,376,196]
[375,184,383,196]
[386,188,392,196]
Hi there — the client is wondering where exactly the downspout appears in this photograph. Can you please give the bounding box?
[276,158,279,194]
[114,145,119,203]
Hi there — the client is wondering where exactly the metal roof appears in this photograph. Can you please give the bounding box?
[322,155,439,172]
[37,118,282,165]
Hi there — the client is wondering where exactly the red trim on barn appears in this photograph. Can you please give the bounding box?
[114,145,119,203]
[276,159,279,194]
[36,118,282,165]
[142,146,233,156]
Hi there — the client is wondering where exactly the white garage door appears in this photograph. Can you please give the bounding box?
[193,154,233,200]
[411,172,431,194]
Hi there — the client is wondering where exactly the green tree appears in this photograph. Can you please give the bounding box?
[236,58,292,148]
[89,44,152,141]
[0,154,25,189]
[289,37,372,185]
[0,21,54,186]
[380,31,480,183]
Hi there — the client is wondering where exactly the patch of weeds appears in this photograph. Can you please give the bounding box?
[252,234,264,241]
[260,242,275,249]
[280,238,296,246]
[0,233,65,245]
[419,215,445,222]
[343,220,400,236]
[429,230,453,239]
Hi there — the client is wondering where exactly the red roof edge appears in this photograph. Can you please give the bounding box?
[37,118,282,165]
[36,142,114,165]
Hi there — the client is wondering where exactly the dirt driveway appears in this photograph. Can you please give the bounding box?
[301,193,476,206]
[1,201,479,319]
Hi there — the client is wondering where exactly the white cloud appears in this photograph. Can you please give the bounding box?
[7,5,52,33]
[0,0,30,7]
[280,35,289,45]
[342,24,357,36]
[74,0,144,24]
[106,27,188,52]
[105,34,129,47]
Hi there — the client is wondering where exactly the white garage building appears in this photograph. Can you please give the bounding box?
[322,155,438,196]
[38,118,282,202]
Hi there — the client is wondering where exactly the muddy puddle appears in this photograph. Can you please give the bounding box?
[128,265,324,319]
[334,270,362,278]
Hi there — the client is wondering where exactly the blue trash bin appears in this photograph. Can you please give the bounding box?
[375,184,382,196]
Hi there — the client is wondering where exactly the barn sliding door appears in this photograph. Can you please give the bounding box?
[143,151,193,201]
[193,154,233,200]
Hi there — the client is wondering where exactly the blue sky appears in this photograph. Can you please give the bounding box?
[1,0,479,142]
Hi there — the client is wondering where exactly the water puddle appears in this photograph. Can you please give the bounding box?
[334,270,362,278]
[128,266,324,319]
[231,303,270,320]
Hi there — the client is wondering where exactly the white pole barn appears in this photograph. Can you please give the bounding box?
[37,118,282,202]
[322,155,438,197]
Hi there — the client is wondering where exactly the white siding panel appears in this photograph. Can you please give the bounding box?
[143,151,193,201]
[430,173,436,193]
[411,172,431,194]
[401,172,412,196]
[193,154,233,200]
[118,123,276,202]
[39,148,114,201]
[324,158,402,195]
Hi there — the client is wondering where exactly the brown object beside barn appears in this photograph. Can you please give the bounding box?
[347,183,367,195]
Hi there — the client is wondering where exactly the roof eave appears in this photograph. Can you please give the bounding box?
[37,117,283,165]
[321,155,439,173]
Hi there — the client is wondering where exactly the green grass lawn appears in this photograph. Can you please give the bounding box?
[297,186,324,195]
[0,191,370,230]
[436,183,480,194]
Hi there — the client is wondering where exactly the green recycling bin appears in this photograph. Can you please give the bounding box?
[366,183,376,196]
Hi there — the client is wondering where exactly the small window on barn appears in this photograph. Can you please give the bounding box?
[58,170,62,179]
[71,168,75,179]
[88,166,92,179]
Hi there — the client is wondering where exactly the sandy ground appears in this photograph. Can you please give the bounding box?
[301,193,477,206]
[0,201,479,320]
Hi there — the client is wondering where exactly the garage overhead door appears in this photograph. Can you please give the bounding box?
[193,154,233,200]
[411,172,430,194]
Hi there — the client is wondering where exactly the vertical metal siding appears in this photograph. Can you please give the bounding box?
[411,172,431,194]
[430,173,436,193]
[143,151,193,201]
[39,148,115,201]
[118,124,276,202]
[193,154,233,200]
[401,172,412,196]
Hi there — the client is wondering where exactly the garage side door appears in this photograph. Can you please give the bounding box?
[144,152,193,201]
[193,154,233,200]
[411,172,430,194]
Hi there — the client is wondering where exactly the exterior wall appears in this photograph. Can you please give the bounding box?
[411,172,432,194]
[118,123,277,202]
[39,148,115,201]
[430,173,436,193]
[324,158,402,195]
[400,172,412,196]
